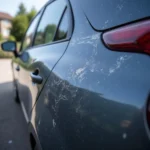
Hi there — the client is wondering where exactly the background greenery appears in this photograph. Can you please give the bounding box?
[0,3,37,58]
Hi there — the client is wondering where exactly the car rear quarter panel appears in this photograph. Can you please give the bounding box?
[31,1,150,149]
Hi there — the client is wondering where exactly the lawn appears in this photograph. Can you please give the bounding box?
[0,50,13,58]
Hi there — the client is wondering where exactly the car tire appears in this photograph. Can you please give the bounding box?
[34,145,38,150]
[13,82,20,103]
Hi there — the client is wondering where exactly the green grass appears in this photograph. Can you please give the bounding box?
[0,50,13,58]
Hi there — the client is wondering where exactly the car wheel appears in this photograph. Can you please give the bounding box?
[34,145,38,150]
[13,82,20,103]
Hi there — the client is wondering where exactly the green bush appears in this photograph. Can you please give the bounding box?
[8,35,16,41]
[0,50,13,58]
[11,15,29,41]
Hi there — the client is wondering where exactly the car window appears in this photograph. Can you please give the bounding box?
[21,12,42,51]
[34,0,66,46]
[54,8,69,41]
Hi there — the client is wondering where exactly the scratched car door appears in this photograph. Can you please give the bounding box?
[17,0,69,122]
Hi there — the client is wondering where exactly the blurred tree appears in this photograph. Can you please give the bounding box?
[27,7,37,23]
[11,15,29,42]
[11,3,37,42]
[8,35,16,41]
[16,3,27,16]
[44,24,56,43]
[34,24,56,45]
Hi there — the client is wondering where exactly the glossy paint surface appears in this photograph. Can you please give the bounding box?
[12,0,70,121]
[13,41,69,119]
[79,0,150,30]
[30,1,150,150]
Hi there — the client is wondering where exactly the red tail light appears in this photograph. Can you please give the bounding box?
[102,19,150,55]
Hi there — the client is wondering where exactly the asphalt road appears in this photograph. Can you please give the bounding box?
[0,59,31,150]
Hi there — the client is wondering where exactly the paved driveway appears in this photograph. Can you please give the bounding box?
[0,59,31,150]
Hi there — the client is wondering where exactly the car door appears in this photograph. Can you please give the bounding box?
[30,1,73,149]
[16,0,70,122]
[12,9,43,101]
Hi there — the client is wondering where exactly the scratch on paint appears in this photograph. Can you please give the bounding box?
[108,55,132,75]
[52,119,56,128]
[70,33,99,47]
[76,67,86,76]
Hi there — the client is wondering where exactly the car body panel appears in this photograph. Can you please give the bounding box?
[13,41,69,120]
[31,1,150,149]
[8,0,150,150]
[12,61,19,85]
[79,0,150,30]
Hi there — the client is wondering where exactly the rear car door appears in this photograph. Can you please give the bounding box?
[16,0,70,122]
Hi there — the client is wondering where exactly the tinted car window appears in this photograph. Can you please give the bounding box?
[34,0,66,46]
[54,8,69,41]
[21,12,41,51]
[78,0,150,30]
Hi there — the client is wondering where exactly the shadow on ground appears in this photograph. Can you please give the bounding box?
[0,81,31,150]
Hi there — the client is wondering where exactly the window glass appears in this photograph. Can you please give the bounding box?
[21,12,41,51]
[34,0,66,46]
[54,8,69,41]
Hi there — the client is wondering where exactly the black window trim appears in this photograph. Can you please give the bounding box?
[53,6,67,41]
[27,0,74,51]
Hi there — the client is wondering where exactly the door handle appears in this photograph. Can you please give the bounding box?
[30,72,43,84]
[16,66,20,71]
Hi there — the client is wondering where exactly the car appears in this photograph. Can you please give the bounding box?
[1,0,150,149]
